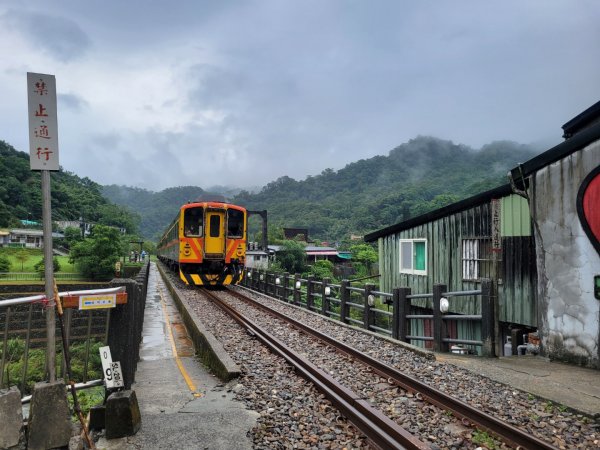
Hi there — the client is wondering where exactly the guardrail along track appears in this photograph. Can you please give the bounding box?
[223,288,559,450]
[201,288,429,450]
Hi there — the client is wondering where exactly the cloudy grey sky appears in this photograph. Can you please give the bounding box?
[1,1,599,191]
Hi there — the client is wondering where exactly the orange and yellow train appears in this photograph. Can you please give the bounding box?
[157,202,247,286]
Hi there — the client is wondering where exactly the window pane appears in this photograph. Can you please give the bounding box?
[414,241,426,271]
[400,242,412,270]
[209,215,221,238]
[184,207,203,237]
[227,209,244,237]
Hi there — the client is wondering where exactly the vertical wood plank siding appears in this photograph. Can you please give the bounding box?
[380,201,536,326]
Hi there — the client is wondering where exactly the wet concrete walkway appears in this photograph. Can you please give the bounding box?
[437,353,600,418]
[97,263,257,450]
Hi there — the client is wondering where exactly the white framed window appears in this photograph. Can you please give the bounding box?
[399,239,427,275]
[461,238,492,281]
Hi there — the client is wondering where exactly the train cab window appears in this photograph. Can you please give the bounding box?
[227,209,244,238]
[184,208,204,237]
[209,215,221,238]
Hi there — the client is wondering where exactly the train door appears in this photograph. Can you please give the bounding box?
[204,210,225,258]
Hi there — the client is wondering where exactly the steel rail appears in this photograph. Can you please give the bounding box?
[201,288,429,450]
[226,288,559,450]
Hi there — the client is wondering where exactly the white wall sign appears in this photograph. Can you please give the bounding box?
[99,346,124,389]
[79,294,117,310]
[27,72,59,171]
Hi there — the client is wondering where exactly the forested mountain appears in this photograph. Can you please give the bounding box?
[234,137,538,242]
[103,136,539,242]
[0,140,140,234]
[102,185,226,239]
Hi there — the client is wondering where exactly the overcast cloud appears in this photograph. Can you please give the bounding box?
[1,1,599,191]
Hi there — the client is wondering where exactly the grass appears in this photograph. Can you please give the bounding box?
[68,386,105,421]
[472,429,498,449]
[0,248,76,272]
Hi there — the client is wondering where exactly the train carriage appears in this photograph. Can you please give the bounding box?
[157,202,247,286]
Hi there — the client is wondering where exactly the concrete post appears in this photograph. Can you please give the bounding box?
[393,287,411,341]
[480,278,495,357]
[339,280,349,323]
[283,272,290,301]
[321,277,331,317]
[293,274,300,305]
[363,284,374,331]
[0,386,22,449]
[433,284,449,352]
[28,380,71,450]
[108,279,139,390]
[306,276,315,310]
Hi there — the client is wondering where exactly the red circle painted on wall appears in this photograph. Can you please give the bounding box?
[577,164,600,256]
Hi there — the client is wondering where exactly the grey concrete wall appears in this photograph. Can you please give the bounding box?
[529,140,600,367]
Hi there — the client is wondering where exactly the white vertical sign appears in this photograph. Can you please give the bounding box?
[27,72,59,171]
[99,346,124,389]
[491,198,501,252]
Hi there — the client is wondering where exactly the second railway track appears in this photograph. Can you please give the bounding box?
[202,287,560,450]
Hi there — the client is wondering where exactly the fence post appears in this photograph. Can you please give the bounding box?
[306,276,314,311]
[393,287,411,341]
[480,278,495,357]
[363,284,374,331]
[283,272,290,302]
[108,279,138,389]
[270,272,274,297]
[339,280,349,324]
[293,274,300,305]
[321,277,331,317]
[433,283,449,353]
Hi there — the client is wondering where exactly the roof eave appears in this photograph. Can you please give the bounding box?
[364,184,513,242]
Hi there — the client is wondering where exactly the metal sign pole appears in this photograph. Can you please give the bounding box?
[42,170,56,381]
[27,72,60,381]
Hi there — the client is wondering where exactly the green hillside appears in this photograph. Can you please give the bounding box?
[0,140,140,234]
[233,137,538,242]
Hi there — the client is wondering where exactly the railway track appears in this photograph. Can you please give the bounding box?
[204,287,559,450]
[202,287,428,450]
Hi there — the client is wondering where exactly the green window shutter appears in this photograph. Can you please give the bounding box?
[414,241,426,271]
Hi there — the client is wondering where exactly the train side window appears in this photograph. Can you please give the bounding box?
[209,215,220,238]
[227,209,244,238]
[184,208,204,237]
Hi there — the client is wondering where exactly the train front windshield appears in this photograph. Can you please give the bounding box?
[227,209,244,238]
[184,207,203,237]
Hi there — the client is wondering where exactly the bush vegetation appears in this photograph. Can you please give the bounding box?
[0,338,104,395]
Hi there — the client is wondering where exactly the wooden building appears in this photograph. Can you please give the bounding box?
[365,100,600,367]
[364,185,536,353]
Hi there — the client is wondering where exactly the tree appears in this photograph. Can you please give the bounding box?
[34,257,61,274]
[63,226,83,248]
[69,225,123,280]
[0,254,11,272]
[308,260,334,279]
[275,240,306,274]
[14,250,30,271]
[350,243,378,276]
